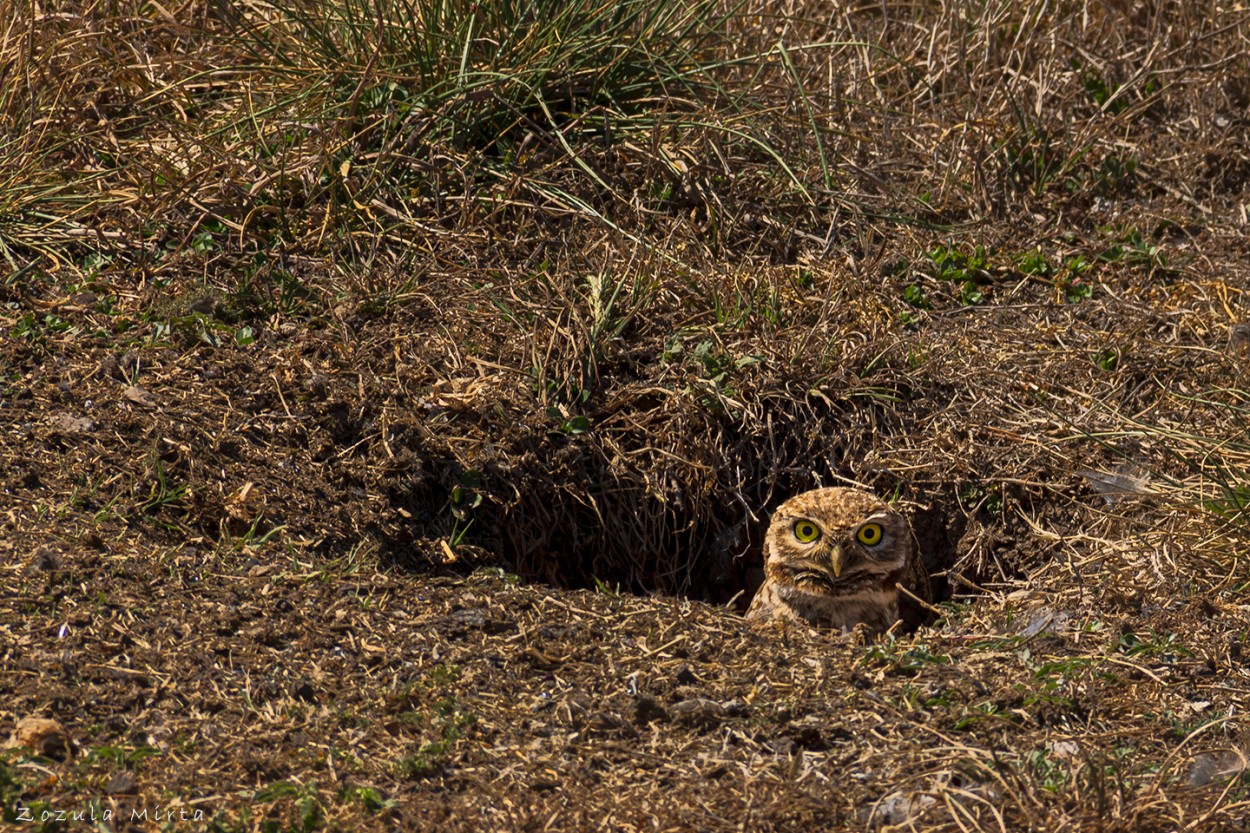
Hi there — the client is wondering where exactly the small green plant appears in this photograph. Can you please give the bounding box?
[996,121,1084,195]
[481,566,524,585]
[863,640,952,674]
[394,695,477,780]
[1059,276,1093,303]
[189,220,227,256]
[1,754,28,824]
[551,411,592,435]
[1094,153,1138,193]
[337,783,396,814]
[1080,67,1129,114]
[959,482,1003,515]
[86,744,162,768]
[133,457,188,529]
[447,469,483,546]
[1064,255,1093,276]
[233,514,287,552]
[428,664,463,687]
[691,340,728,381]
[1026,747,1073,794]
[253,779,324,832]
[902,283,930,310]
[593,576,623,596]
[12,311,71,345]
[935,599,973,626]
[1116,630,1193,663]
[711,278,786,329]
[1098,226,1169,272]
[1015,249,1052,277]
[1092,347,1120,372]
[925,244,992,306]
[1029,657,1091,690]
[1203,483,1250,522]
[952,700,1011,731]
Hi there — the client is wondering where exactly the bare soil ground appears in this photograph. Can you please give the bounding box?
[4,1,1250,831]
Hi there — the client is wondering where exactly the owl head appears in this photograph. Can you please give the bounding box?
[763,487,914,593]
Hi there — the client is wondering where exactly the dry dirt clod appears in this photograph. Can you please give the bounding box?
[670,698,728,728]
[868,791,937,828]
[1228,321,1250,362]
[123,385,157,408]
[1186,749,1249,787]
[50,413,93,434]
[5,716,70,760]
[105,771,137,795]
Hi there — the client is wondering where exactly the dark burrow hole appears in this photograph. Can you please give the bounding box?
[380,474,970,631]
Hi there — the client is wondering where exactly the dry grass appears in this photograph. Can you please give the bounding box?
[3,0,1250,830]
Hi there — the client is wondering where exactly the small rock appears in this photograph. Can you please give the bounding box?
[1018,607,1071,638]
[449,608,486,629]
[670,698,727,728]
[123,385,157,408]
[119,350,141,377]
[105,772,136,795]
[187,295,217,316]
[446,608,513,636]
[587,710,636,737]
[50,413,93,434]
[519,646,562,670]
[1046,740,1080,760]
[869,791,936,827]
[1187,750,1248,787]
[767,736,795,756]
[304,372,329,398]
[5,717,70,760]
[672,684,705,701]
[1229,322,1250,358]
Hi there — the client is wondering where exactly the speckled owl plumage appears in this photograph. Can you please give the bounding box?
[746,487,931,634]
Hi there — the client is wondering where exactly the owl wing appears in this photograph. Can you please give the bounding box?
[745,578,781,621]
[746,579,809,625]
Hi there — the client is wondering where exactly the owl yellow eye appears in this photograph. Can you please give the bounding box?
[857,522,884,546]
[793,520,821,543]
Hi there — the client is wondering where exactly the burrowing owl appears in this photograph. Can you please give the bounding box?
[746,487,931,634]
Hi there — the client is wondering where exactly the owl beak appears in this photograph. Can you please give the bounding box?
[830,544,846,577]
